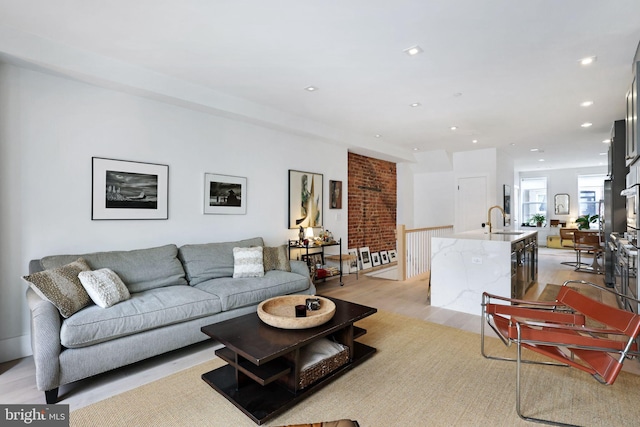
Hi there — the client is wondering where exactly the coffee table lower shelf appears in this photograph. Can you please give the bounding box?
[201,341,375,425]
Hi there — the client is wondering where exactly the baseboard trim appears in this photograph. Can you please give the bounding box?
[0,334,31,363]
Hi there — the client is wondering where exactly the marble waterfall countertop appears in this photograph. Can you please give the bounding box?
[430,228,538,315]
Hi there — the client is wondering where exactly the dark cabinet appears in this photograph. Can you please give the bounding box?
[626,42,640,166]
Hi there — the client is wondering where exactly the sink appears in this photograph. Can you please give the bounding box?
[491,231,525,235]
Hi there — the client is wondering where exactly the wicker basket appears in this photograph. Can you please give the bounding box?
[297,340,350,389]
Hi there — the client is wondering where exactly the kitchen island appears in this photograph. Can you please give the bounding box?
[430,229,538,315]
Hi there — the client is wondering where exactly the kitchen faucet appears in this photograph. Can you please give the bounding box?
[486,205,505,233]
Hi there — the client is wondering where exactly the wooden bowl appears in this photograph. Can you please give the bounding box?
[257,295,336,329]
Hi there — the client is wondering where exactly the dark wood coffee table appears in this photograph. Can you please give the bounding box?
[200,296,377,425]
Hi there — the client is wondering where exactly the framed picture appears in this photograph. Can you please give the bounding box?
[503,184,511,226]
[204,173,247,215]
[359,247,373,270]
[92,157,168,220]
[380,250,390,264]
[329,180,342,209]
[388,249,398,263]
[371,252,381,267]
[348,248,360,273]
[289,170,323,229]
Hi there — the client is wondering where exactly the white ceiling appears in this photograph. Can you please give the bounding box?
[1,0,640,171]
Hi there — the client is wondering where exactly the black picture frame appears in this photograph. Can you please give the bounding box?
[92,157,168,220]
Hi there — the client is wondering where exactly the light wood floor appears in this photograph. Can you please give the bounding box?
[0,247,634,410]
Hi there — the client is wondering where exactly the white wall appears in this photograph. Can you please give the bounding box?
[0,63,349,362]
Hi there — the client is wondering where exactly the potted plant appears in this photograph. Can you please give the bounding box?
[575,214,599,230]
[531,214,546,227]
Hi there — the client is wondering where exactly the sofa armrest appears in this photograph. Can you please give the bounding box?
[26,288,61,392]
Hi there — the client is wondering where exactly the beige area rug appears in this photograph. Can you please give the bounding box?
[538,283,603,303]
[70,311,640,427]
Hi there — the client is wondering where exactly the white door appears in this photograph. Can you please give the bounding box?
[457,176,487,232]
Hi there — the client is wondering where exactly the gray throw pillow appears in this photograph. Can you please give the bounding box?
[23,258,92,318]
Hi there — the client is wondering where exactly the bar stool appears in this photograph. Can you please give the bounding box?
[573,231,603,273]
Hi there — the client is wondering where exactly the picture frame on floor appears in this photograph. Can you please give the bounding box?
[388,249,397,262]
[380,250,390,264]
[348,248,360,273]
[371,252,381,267]
[92,157,169,220]
[359,247,373,270]
[204,173,247,215]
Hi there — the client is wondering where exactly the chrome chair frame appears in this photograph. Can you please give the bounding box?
[481,280,640,426]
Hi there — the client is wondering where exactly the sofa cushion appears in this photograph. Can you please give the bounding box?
[40,244,187,293]
[178,237,264,285]
[194,270,311,311]
[233,246,265,278]
[60,286,222,348]
[78,268,131,308]
[23,258,92,318]
[263,245,291,272]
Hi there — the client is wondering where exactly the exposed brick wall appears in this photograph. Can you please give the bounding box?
[347,152,397,253]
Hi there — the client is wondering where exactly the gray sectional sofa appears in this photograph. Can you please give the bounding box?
[24,237,315,403]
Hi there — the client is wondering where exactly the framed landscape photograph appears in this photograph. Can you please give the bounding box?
[289,169,323,229]
[204,173,247,215]
[92,157,168,220]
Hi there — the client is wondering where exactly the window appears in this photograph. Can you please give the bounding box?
[578,174,605,217]
[521,177,547,225]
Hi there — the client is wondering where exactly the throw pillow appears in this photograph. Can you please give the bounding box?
[263,245,292,272]
[23,258,92,318]
[233,247,265,278]
[78,268,131,308]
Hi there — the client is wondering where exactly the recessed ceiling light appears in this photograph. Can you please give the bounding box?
[539,159,545,162]
[413,147,419,151]
[599,152,608,155]
[581,122,593,128]
[602,139,611,143]
[403,45,423,56]
[450,126,457,131]
[305,86,318,92]
[579,56,597,66]
[375,134,381,138]
[580,101,594,107]
[472,139,478,144]
[530,148,539,152]
[410,102,421,107]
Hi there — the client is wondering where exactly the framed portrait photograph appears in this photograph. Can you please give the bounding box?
[204,173,247,215]
[503,184,511,226]
[371,252,381,267]
[348,248,360,273]
[329,180,342,209]
[92,157,168,220]
[380,250,390,264]
[359,247,372,270]
[289,170,323,229]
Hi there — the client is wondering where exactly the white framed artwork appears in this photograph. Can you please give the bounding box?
[371,252,381,267]
[380,250,390,264]
[359,247,373,270]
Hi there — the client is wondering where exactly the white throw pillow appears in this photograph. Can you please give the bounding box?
[233,247,265,278]
[78,268,130,308]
